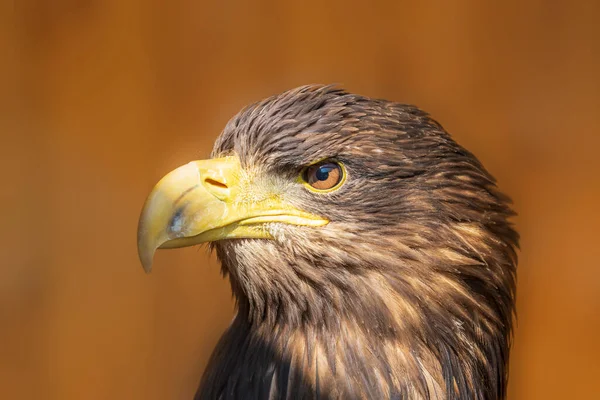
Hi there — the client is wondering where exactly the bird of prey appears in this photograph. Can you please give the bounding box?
[137,85,518,400]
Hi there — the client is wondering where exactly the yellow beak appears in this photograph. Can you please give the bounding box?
[137,156,328,272]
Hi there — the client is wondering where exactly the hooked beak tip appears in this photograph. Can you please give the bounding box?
[137,234,156,274]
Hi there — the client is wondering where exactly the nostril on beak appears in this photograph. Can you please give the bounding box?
[204,178,228,190]
[202,177,230,200]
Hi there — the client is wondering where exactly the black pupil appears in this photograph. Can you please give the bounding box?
[315,164,334,181]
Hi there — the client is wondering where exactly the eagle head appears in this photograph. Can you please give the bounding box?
[137,85,518,399]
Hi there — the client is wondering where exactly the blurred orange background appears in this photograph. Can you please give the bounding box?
[1,1,599,399]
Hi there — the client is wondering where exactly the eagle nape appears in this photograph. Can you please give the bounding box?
[137,85,518,399]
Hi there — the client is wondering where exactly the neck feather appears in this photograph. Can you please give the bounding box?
[200,220,517,399]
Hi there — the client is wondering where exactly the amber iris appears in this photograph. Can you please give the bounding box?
[303,161,344,191]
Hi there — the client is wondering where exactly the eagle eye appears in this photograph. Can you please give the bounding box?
[301,161,346,192]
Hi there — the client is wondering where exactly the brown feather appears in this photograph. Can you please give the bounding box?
[197,85,518,400]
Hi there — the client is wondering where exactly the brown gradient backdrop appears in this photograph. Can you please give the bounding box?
[1,1,599,399]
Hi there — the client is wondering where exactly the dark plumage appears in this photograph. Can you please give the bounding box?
[194,85,518,399]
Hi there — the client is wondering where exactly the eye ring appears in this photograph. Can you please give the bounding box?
[300,160,346,193]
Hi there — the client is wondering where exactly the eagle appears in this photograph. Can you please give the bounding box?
[137,85,518,400]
